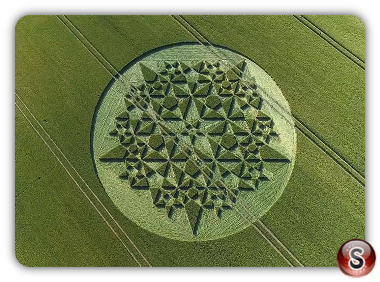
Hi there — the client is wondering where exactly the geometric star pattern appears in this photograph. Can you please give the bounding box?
[99,60,290,235]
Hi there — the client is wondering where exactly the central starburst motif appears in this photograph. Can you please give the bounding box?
[99,60,290,235]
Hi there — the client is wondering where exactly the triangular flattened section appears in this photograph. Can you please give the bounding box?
[124,97,135,110]
[245,119,255,132]
[137,122,155,135]
[172,73,187,83]
[158,74,168,83]
[231,162,243,176]
[178,97,191,118]
[228,99,244,119]
[141,111,152,120]
[229,110,244,119]
[139,63,157,82]
[256,110,271,121]
[192,61,204,72]
[197,74,211,83]
[259,168,273,180]
[222,96,233,115]
[185,200,202,236]
[218,150,240,161]
[230,122,248,134]
[235,60,246,72]
[187,81,196,93]
[150,187,160,203]
[194,147,213,161]
[217,163,229,176]
[162,96,178,110]
[150,99,162,113]
[205,95,221,109]
[193,98,206,116]
[207,121,226,135]
[143,162,154,176]
[134,136,145,146]
[202,109,225,120]
[132,178,149,189]
[130,119,140,132]
[241,171,251,179]
[184,160,200,177]
[162,178,176,190]
[238,179,253,190]
[246,152,261,162]
[236,97,248,108]
[99,145,127,161]
[179,177,192,189]
[148,134,164,150]
[219,89,233,97]
[214,74,225,83]
[250,97,261,109]
[144,151,167,161]
[193,83,211,97]
[225,68,241,81]
[165,139,176,157]
[239,135,251,147]
[172,164,184,184]
[172,151,188,161]
[109,129,118,136]
[172,84,189,97]
[116,111,129,120]
[180,62,191,73]
[156,162,169,177]
[259,145,290,162]
[208,138,220,157]
[161,110,182,120]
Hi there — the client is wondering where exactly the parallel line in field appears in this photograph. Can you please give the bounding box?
[293,15,365,70]
[175,15,365,186]
[174,13,366,264]
[56,16,117,76]
[174,14,366,266]
[172,16,364,266]
[15,102,142,267]
[56,15,132,153]
[294,116,365,186]
[16,94,151,267]
[58,14,301,267]
[172,15,305,267]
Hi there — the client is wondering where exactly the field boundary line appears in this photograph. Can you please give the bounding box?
[15,101,144,267]
[293,15,365,70]
[175,15,365,186]
[59,14,302,267]
[16,93,152,267]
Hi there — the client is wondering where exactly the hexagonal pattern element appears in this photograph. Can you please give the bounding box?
[91,44,296,241]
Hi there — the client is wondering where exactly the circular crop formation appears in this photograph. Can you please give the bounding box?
[91,44,296,241]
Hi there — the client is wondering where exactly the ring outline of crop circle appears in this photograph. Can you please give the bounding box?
[90,42,296,241]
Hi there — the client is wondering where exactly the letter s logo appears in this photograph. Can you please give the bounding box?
[349,247,365,270]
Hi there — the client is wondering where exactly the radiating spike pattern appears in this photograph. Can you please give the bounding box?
[99,60,290,235]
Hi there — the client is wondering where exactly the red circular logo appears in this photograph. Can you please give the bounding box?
[337,239,376,277]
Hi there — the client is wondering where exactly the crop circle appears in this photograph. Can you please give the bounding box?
[91,44,296,241]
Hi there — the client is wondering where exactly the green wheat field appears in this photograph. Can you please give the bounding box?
[15,15,365,267]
